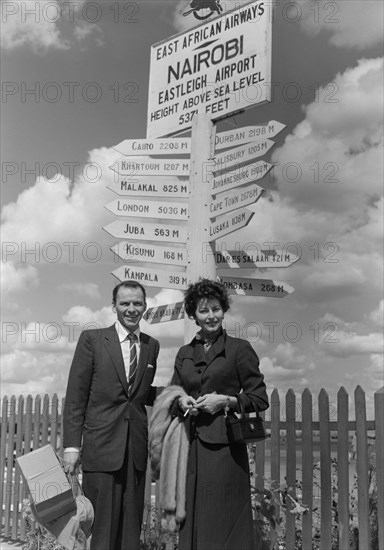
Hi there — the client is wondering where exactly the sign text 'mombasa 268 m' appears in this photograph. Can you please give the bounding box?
[147,0,272,137]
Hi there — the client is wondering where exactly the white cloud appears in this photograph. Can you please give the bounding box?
[0,147,120,261]
[1,0,70,52]
[58,282,101,300]
[1,261,39,295]
[368,300,384,327]
[62,305,115,328]
[323,331,383,357]
[298,0,384,50]
[273,58,383,215]
[73,21,103,45]
[1,0,103,52]
[1,349,72,397]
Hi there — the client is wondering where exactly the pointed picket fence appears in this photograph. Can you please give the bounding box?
[0,387,382,549]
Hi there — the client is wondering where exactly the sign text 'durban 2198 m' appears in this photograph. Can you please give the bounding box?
[147,0,272,138]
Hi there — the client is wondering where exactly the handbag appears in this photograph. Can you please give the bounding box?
[225,395,266,445]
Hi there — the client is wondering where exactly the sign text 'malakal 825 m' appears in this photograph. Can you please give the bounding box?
[147,0,272,138]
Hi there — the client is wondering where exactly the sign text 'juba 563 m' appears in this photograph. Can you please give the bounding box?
[103,220,188,243]
[147,0,272,138]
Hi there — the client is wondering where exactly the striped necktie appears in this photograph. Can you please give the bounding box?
[127,332,138,385]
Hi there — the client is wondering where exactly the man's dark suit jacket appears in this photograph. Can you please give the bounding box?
[63,325,160,472]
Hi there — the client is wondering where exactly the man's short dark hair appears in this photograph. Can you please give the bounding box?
[112,280,147,304]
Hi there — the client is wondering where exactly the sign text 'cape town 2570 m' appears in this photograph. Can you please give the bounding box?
[147,0,272,137]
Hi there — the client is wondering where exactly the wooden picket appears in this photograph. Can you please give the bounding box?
[0,387,382,549]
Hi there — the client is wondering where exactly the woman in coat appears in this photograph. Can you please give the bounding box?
[171,278,269,550]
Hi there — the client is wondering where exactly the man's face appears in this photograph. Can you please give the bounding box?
[113,286,146,332]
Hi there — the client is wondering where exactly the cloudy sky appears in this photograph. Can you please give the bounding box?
[1,0,383,417]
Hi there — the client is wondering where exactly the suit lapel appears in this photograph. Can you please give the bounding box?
[103,325,129,396]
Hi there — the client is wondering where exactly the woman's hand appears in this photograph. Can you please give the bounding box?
[179,395,199,416]
[195,393,226,415]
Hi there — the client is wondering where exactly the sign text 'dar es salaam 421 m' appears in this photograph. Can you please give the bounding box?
[212,161,272,195]
[103,220,187,243]
[210,183,264,218]
[113,266,188,290]
[209,207,254,241]
[219,276,294,297]
[111,242,187,267]
[108,176,189,198]
[113,137,191,156]
[215,249,300,268]
[105,199,188,220]
[144,301,185,324]
[212,139,274,172]
[215,121,285,150]
[147,0,272,138]
[111,157,190,176]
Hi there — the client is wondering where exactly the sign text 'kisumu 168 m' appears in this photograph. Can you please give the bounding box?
[147,0,272,138]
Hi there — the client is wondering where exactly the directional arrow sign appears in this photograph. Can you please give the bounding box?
[105,199,188,220]
[113,138,191,156]
[110,157,190,176]
[215,249,300,268]
[210,183,264,219]
[144,301,185,324]
[113,266,188,290]
[212,161,272,195]
[208,207,254,242]
[215,121,286,150]
[212,139,274,172]
[111,242,188,267]
[219,276,294,297]
[103,220,188,243]
[108,176,189,198]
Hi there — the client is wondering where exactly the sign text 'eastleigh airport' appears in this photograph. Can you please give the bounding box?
[147,0,271,138]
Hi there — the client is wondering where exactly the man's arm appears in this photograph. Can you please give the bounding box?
[63,330,94,471]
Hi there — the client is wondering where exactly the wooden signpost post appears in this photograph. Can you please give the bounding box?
[103,1,296,343]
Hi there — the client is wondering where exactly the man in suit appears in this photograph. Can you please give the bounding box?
[63,280,160,550]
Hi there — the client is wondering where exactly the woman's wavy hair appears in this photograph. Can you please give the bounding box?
[184,278,231,318]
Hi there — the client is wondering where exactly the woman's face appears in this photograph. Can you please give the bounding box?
[194,298,224,334]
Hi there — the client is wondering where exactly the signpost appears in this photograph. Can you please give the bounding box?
[114,137,191,156]
[219,276,294,297]
[144,301,185,324]
[111,242,188,266]
[103,1,296,330]
[210,183,264,217]
[113,266,188,290]
[212,139,274,171]
[105,199,188,220]
[212,161,272,194]
[215,121,286,150]
[111,157,190,176]
[108,176,189,198]
[103,220,188,243]
[147,0,272,138]
[214,249,300,268]
[208,207,254,241]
